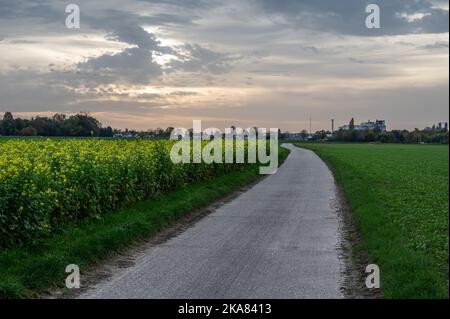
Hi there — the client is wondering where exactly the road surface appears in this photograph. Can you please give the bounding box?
[80,144,343,299]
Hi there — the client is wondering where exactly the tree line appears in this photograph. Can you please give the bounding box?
[332,128,449,144]
[282,125,448,144]
[0,112,114,137]
[2,111,448,144]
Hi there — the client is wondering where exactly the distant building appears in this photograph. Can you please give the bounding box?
[438,122,449,131]
[284,133,306,141]
[114,133,136,138]
[429,122,448,132]
[339,119,386,132]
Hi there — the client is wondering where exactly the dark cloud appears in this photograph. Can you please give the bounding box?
[168,91,200,96]
[349,57,367,64]
[67,5,228,85]
[1,0,233,87]
[62,9,180,86]
[0,70,82,112]
[83,8,195,45]
[0,0,63,29]
[105,25,164,50]
[76,47,162,85]
[396,41,416,46]
[169,44,235,74]
[137,0,213,9]
[255,0,449,36]
[348,57,388,65]
[421,41,449,50]
[300,46,320,54]
[70,30,232,85]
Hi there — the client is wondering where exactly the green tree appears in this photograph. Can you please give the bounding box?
[64,113,100,136]
[99,126,114,137]
[20,126,38,136]
[300,129,309,140]
[349,118,355,131]
[0,112,16,135]
[14,118,26,131]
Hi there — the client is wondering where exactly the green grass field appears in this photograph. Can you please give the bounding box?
[296,143,449,299]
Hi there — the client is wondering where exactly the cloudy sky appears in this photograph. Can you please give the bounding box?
[0,0,448,131]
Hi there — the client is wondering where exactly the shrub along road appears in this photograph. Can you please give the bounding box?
[80,144,344,299]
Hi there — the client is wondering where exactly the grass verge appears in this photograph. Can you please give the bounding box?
[295,143,449,299]
[0,147,290,299]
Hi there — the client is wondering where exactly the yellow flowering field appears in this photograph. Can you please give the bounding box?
[0,138,251,248]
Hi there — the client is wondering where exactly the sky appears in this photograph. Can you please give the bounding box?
[0,0,448,132]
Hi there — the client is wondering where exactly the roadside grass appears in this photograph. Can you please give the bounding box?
[296,143,449,299]
[0,147,290,299]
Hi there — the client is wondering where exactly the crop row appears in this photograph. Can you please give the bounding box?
[0,139,253,247]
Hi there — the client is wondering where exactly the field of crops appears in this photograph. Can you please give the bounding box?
[0,138,254,248]
[297,143,449,298]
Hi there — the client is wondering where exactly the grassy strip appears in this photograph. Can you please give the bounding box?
[0,147,290,299]
[295,143,449,299]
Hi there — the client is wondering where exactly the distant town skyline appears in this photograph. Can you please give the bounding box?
[0,0,448,131]
[2,111,448,134]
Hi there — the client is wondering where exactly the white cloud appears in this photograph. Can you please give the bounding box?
[397,12,432,23]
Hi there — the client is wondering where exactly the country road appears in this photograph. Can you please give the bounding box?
[80,144,344,299]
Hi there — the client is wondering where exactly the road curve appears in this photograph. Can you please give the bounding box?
[80,144,343,299]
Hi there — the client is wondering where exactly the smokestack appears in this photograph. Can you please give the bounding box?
[331,119,335,132]
[309,116,312,134]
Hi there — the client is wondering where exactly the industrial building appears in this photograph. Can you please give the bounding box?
[339,119,386,132]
